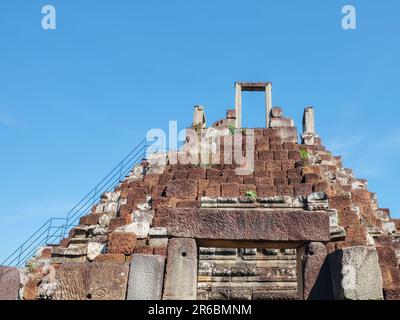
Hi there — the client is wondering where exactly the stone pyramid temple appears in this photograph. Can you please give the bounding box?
[1,82,399,300]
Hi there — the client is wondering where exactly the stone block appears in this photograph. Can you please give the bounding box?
[87,242,106,261]
[154,208,330,242]
[205,183,221,197]
[293,183,313,197]
[258,150,274,161]
[188,167,206,180]
[95,253,126,263]
[52,262,129,300]
[165,179,198,200]
[0,266,20,300]
[108,232,137,254]
[302,242,333,300]
[109,216,132,232]
[273,150,288,160]
[328,246,383,300]
[256,185,277,197]
[221,183,239,197]
[127,254,165,300]
[163,238,198,300]
[79,213,102,225]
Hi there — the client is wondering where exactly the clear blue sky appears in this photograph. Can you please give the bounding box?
[1,0,399,260]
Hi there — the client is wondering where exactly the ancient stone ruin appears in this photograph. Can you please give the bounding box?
[1,82,399,300]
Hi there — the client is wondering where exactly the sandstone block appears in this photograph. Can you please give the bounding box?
[52,262,129,300]
[163,238,198,300]
[165,179,198,200]
[127,254,165,300]
[154,208,330,242]
[108,232,137,254]
[328,246,383,300]
[221,183,239,197]
[95,253,126,263]
[0,266,20,300]
[302,242,333,300]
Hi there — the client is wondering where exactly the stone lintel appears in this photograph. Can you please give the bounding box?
[154,208,330,243]
[236,82,272,91]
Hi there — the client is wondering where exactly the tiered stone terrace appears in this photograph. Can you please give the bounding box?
[1,82,399,300]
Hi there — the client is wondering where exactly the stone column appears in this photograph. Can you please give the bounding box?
[235,83,242,128]
[302,107,315,135]
[296,245,305,300]
[265,83,272,128]
[301,107,316,145]
[192,105,206,129]
[162,238,198,300]
[301,242,333,300]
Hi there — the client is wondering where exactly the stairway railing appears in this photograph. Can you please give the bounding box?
[1,138,147,267]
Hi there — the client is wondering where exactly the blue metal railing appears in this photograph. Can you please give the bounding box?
[1,138,147,267]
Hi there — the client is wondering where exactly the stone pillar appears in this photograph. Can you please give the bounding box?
[302,107,315,135]
[0,266,20,300]
[192,105,206,129]
[127,254,166,300]
[302,107,316,145]
[302,242,333,300]
[296,245,305,300]
[162,238,198,300]
[328,246,384,300]
[265,83,272,128]
[235,83,242,128]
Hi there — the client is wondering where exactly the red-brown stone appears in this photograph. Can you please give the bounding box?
[95,253,126,263]
[108,232,137,254]
[165,179,198,200]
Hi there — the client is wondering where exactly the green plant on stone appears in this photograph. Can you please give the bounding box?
[300,148,309,160]
[228,124,241,136]
[245,190,257,198]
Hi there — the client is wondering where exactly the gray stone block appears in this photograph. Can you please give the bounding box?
[0,266,20,300]
[163,238,198,300]
[302,242,333,300]
[127,254,165,300]
[328,246,383,300]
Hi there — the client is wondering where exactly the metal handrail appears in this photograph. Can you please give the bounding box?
[1,139,148,267]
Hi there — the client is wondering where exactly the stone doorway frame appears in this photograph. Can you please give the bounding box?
[234,82,273,129]
[162,238,308,300]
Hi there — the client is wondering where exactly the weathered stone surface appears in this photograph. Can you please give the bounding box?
[163,238,198,300]
[0,266,20,300]
[87,242,106,261]
[127,254,165,300]
[95,253,126,263]
[165,179,198,200]
[328,246,383,300]
[108,232,137,254]
[302,242,333,300]
[52,262,129,300]
[271,107,283,118]
[154,208,330,242]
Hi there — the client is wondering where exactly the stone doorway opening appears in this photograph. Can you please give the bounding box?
[197,246,298,300]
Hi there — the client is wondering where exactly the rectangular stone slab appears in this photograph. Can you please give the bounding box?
[163,238,198,300]
[127,254,165,300]
[52,262,129,300]
[328,246,384,300]
[0,266,20,300]
[155,208,330,243]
